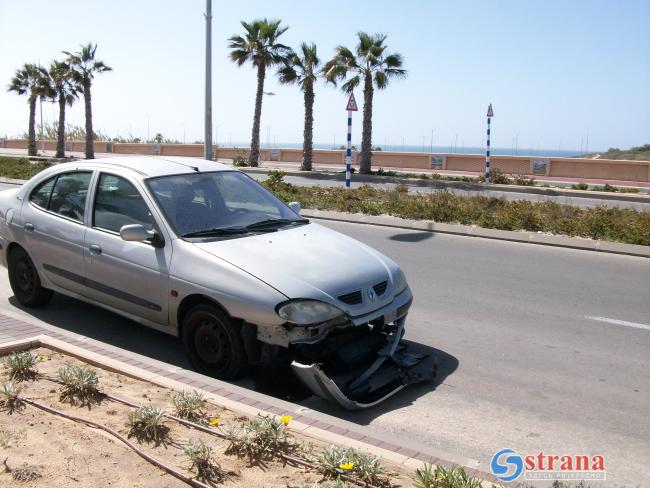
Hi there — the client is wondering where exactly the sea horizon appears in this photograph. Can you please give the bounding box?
[224,142,584,158]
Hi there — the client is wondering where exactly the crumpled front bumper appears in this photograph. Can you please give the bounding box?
[290,316,436,410]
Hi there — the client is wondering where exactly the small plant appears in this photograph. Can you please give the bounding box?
[225,414,296,460]
[0,383,24,414]
[411,463,482,488]
[571,182,589,190]
[4,351,38,381]
[395,184,409,193]
[171,389,206,423]
[513,174,535,186]
[127,405,168,444]
[318,445,390,487]
[57,364,99,406]
[593,183,618,192]
[552,481,591,488]
[232,150,249,166]
[183,439,224,483]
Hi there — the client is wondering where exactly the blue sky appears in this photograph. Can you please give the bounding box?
[1,0,649,151]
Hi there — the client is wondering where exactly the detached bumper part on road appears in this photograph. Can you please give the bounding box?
[291,316,436,409]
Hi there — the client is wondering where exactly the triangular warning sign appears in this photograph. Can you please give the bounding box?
[486,103,494,117]
[346,93,358,112]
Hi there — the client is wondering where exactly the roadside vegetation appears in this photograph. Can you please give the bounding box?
[580,143,650,161]
[263,172,650,246]
[0,157,50,179]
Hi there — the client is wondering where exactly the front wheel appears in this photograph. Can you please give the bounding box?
[8,247,53,307]
[181,303,248,380]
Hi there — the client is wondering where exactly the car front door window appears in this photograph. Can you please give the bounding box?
[93,174,155,233]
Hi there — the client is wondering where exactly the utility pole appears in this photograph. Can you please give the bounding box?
[39,95,45,154]
[204,0,213,160]
[429,129,434,152]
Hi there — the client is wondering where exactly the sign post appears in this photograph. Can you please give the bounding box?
[345,93,358,188]
[485,103,494,183]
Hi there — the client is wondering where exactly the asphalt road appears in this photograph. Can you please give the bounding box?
[244,173,650,211]
[0,183,648,485]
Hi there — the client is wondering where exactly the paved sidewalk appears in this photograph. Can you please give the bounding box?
[0,310,501,484]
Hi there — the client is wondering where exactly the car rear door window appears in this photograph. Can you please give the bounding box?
[93,174,155,233]
[29,172,91,222]
[29,176,57,209]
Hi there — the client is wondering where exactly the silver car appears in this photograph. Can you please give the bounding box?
[0,157,433,408]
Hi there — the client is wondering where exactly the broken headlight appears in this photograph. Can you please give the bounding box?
[277,299,345,325]
[393,268,408,295]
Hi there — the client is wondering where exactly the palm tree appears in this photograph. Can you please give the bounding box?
[277,43,320,171]
[7,63,49,156]
[324,33,406,174]
[228,19,291,166]
[47,61,79,158]
[64,43,111,159]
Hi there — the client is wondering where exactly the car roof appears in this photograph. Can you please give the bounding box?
[50,156,234,179]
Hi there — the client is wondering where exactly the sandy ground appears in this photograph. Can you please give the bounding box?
[0,347,407,487]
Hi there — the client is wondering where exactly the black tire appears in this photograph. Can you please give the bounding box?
[7,246,53,307]
[181,303,248,380]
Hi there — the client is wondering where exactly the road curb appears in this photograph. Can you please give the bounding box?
[303,209,650,258]
[0,313,504,485]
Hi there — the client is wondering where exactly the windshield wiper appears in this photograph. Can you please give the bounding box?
[181,227,249,238]
[245,218,310,230]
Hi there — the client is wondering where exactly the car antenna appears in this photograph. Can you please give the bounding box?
[152,156,200,172]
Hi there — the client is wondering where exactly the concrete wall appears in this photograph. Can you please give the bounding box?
[2,139,648,182]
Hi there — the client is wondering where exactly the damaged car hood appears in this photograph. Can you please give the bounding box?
[192,222,398,312]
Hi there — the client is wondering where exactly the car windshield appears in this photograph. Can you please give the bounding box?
[146,171,305,238]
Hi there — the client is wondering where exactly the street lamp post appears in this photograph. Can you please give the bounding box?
[204,0,213,160]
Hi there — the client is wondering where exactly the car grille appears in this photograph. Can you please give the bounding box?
[338,280,389,305]
[373,280,388,296]
[338,290,362,305]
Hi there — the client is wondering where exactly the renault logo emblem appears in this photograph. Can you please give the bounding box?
[367,288,376,302]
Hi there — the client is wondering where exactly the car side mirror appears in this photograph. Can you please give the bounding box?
[120,224,164,248]
[288,201,301,214]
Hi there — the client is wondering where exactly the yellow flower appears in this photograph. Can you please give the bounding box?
[38,355,49,362]
[279,415,292,425]
[339,462,354,471]
[209,417,220,427]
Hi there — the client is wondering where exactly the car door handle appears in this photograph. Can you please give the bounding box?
[24,222,34,232]
[89,244,102,256]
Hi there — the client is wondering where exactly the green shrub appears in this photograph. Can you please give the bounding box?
[183,439,224,483]
[571,182,589,190]
[0,157,51,179]
[0,382,24,413]
[513,174,535,186]
[318,445,390,487]
[57,364,99,406]
[264,184,650,245]
[171,389,206,423]
[411,463,482,488]
[225,414,296,460]
[232,150,249,167]
[4,352,38,381]
[127,406,168,444]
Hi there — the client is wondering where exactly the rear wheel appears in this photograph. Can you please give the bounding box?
[181,303,248,380]
[8,247,53,307]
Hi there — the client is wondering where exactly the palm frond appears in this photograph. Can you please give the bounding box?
[341,75,361,94]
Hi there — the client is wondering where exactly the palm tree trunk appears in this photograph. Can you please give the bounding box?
[302,80,314,171]
[83,79,94,159]
[27,95,37,157]
[56,94,66,158]
[360,74,374,174]
[249,63,266,167]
